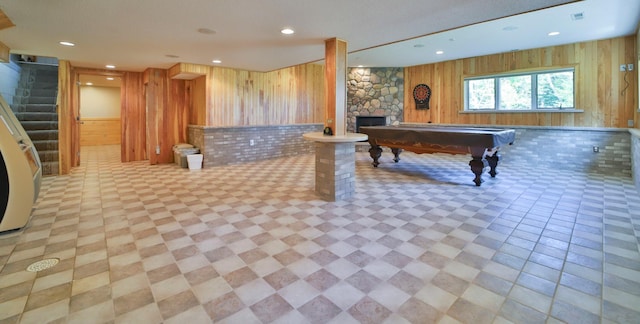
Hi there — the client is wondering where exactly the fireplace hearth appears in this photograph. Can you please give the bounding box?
[355,116,387,133]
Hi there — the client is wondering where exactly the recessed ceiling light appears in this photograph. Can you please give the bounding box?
[198,28,216,35]
[413,44,424,48]
[548,31,560,36]
[106,77,114,81]
[357,65,364,68]
[212,59,222,64]
[86,82,93,86]
[281,28,294,35]
[436,50,444,55]
[59,41,75,47]
[105,64,116,69]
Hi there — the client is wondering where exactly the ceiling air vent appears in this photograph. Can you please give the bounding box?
[571,12,584,21]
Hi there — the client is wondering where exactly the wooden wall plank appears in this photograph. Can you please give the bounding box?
[190,76,206,126]
[134,68,192,164]
[121,72,146,162]
[169,78,189,145]
[80,118,121,145]
[144,68,166,165]
[405,36,636,128]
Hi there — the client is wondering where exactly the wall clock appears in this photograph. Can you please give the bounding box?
[413,84,431,110]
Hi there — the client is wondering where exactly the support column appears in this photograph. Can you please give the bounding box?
[324,38,347,136]
[315,142,356,201]
[302,38,367,201]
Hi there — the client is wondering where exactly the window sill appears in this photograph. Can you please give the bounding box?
[460,109,584,114]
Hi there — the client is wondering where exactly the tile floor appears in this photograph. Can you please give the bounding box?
[1,144,640,324]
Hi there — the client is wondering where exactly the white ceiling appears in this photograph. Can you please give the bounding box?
[0,0,638,75]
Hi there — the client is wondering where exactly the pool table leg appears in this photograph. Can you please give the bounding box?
[469,156,484,186]
[486,152,499,177]
[391,148,402,163]
[368,144,382,167]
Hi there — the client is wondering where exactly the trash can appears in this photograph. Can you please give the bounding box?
[187,154,203,170]
[173,144,199,168]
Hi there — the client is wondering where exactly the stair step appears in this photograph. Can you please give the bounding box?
[35,69,58,77]
[38,150,58,162]
[28,130,59,141]
[21,104,57,113]
[32,76,58,84]
[41,161,59,176]
[15,112,58,121]
[14,88,57,98]
[32,88,57,97]
[31,81,57,90]
[12,96,55,105]
[21,121,58,131]
[24,96,56,105]
[19,81,57,90]
[33,140,58,151]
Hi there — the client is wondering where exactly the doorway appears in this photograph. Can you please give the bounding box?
[77,74,122,155]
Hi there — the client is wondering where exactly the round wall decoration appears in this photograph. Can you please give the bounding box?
[413,84,431,110]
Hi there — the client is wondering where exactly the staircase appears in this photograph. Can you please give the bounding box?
[11,63,59,176]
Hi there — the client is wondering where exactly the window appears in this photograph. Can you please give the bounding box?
[465,68,574,111]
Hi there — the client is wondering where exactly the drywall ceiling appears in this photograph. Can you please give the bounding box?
[0,0,638,72]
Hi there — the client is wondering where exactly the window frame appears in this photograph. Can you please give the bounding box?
[463,67,577,112]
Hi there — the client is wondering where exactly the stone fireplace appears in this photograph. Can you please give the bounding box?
[347,67,404,132]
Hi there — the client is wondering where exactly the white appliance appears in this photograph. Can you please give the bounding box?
[0,94,42,232]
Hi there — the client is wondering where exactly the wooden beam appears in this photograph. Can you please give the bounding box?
[57,60,74,175]
[0,41,9,63]
[0,9,15,31]
[324,38,347,136]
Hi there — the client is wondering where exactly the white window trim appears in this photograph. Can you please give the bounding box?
[464,67,576,112]
[460,109,584,114]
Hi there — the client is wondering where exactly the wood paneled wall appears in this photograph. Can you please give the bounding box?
[144,68,166,165]
[190,76,206,126]
[144,68,190,164]
[176,63,325,126]
[636,27,640,129]
[169,78,190,148]
[80,118,121,146]
[121,72,146,162]
[405,36,637,128]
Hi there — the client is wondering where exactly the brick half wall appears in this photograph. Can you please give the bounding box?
[395,124,633,178]
[188,124,323,167]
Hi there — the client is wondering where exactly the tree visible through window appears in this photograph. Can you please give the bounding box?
[465,68,574,111]
[499,75,531,110]
[468,79,494,109]
[537,71,574,109]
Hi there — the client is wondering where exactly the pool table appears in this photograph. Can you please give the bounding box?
[358,125,516,186]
